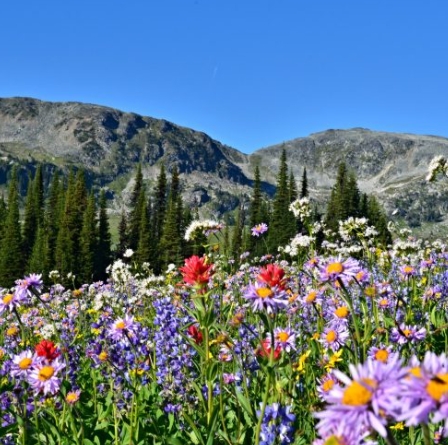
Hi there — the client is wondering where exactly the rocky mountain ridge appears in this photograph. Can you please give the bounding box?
[1,97,448,233]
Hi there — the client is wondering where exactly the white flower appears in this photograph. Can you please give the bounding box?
[184,219,224,241]
[123,249,134,258]
[289,197,311,221]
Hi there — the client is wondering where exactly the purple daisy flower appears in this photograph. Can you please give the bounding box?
[0,291,27,314]
[10,350,39,379]
[319,257,361,284]
[390,323,426,345]
[367,345,398,364]
[243,282,288,314]
[16,274,44,295]
[315,357,406,438]
[29,357,65,395]
[272,327,297,352]
[317,372,342,402]
[399,352,448,429]
[107,315,139,341]
[251,223,268,237]
[320,324,350,352]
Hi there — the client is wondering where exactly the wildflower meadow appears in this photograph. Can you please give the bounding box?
[3,162,448,444]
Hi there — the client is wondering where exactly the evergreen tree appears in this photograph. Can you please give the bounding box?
[231,204,245,259]
[268,149,293,251]
[151,164,167,268]
[79,193,97,283]
[96,190,112,280]
[22,178,38,263]
[0,167,23,286]
[249,165,265,256]
[117,209,129,257]
[45,171,64,268]
[367,195,392,246]
[28,225,50,277]
[128,165,145,250]
[300,167,308,198]
[159,166,184,270]
[136,199,151,265]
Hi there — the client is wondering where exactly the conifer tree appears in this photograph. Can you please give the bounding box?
[117,209,129,258]
[136,199,151,265]
[79,192,97,283]
[300,167,308,198]
[45,171,64,267]
[28,225,50,277]
[0,167,23,286]
[367,195,392,246]
[128,165,144,250]
[268,148,292,251]
[159,166,184,270]
[249,165,265,256]
[22,178,38,263]
[96,190,112,280]
[151,164,167,268]
[231,204,245,259]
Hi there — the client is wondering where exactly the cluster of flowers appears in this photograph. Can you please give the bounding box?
[288,197,311,221]
[184,219,224,241]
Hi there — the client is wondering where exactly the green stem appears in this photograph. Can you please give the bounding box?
[421,423,432,445]
[385,427,400,445]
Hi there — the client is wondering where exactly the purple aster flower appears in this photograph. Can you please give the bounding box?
[107,315,139,341]
[320,324,350,352]
[243,282,288,314]
[10,350,38,379]
[16,274,44,295]
[367,345,398,364]
[399,352,448,429]
[317,372,342,402]
[0,291,27,314]
[390,323,426,345]
[319,257,361,284]
[28,357,65,395]
[251,223,268,237]
[271,327,297,352]
[315,357,406,438]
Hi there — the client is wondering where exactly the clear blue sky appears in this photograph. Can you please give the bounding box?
[1,0,447,153]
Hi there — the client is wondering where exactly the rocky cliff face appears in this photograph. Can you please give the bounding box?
[1,97,448,233]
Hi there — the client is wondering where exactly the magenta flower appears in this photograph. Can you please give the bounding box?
[251,223,268,237]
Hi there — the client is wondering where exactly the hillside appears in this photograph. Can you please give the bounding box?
[1,97,448,233]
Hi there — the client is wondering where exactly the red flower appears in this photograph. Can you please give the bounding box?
[187,325,203,344]
[35,340,60,362]
[257,264,286,290]
[180,256,213,287]
[256,339,281,361]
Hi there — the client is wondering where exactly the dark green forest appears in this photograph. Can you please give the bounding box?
[0,152,390,287]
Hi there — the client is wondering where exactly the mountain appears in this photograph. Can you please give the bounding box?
[1,97,448,234]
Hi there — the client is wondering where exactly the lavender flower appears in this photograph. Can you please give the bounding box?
[251,223,268,237]
[243,282,288,314]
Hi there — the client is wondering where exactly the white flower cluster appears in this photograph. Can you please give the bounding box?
[338,217,378,242]
[289,197,311,221]
[426,155,448,182]
[281,234,315,256]
[391,237,424,259]
[106,259,133,292]
[184,219,224,241]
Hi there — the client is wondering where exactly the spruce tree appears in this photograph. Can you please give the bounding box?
[0,167,23,286]
[28,225,50,277]
[300,167,308,198]
[117,209,129,257]
[136,199,151,265]
[22,178,38,263]
[79,192,97,283]
[151,164,167,268]
[45,171,64,268]
[96,190,112,280]
[128,165,144,250]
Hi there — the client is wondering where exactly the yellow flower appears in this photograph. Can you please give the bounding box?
[293,350,311,375]
[390,422,405,431]
[325,350,343,371]
[91,328,101,336]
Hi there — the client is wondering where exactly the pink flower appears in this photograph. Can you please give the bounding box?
[180,255,213,288]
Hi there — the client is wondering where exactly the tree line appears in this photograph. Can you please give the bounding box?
[0,154,390,287]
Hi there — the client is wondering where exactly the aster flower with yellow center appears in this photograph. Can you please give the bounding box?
[319,257,361,285]
[65,390,81,405]
[0,290,27,314]
[29,357,65,395]
[390,323,426,345]
[11,350,38,379]
[399,351,448,428]
[243,282,288,314]
[315,357,406,439]
[107,315,139,342]
[368,345,398,364]
[270,327,297,352]
[320,324,349,352]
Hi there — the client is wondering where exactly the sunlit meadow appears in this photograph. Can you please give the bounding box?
[2,159,448,444]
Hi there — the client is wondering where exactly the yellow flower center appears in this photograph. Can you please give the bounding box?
[6,326,19,336]
[408,367,422,379]
[277,332,290,342]
[66,392,79,404]
[403,266,414,274]
[326,330,337,343]
[364,286,376,297]
[322,379,335,392]
[334,306,349,318]
[374,349,389,363]
[2,294,13,305]
[342,379,376,406]
[115,321,126,330]
[305,291,317,303]
[426,373,448,401]
[19,357,33,370]
[402,329,412,337]
[98,351,108,361]
[326,262,344,275]
[256,288,273,299]
[356,271,365,281]
[38,366,55,381]
[379,298,389,307]
[324,436,344,445]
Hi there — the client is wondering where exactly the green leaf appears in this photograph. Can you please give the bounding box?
[183,412,205,445]
[235,390,255,420]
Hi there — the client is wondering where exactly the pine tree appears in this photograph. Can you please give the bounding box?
[0,167,23,286]
[151,164,167,268]
[96,190,112,280]
[136,199,151,265]
[249,165,265,256]
[117,209,129,257]
[22,178,38,263]
[128,165,144,250]
[28,225,50,277]
[367,195,392,246]
[231,204,245,260]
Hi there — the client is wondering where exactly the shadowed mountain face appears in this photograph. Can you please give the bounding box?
[1,97,448,231]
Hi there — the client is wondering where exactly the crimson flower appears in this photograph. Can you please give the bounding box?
[180,255,213,288]
[35,340,60,362]
[256,339,282,361]
[187,325,203,344]
[257,264,286,290]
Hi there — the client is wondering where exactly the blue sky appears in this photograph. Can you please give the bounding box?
[1,0,447,153]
